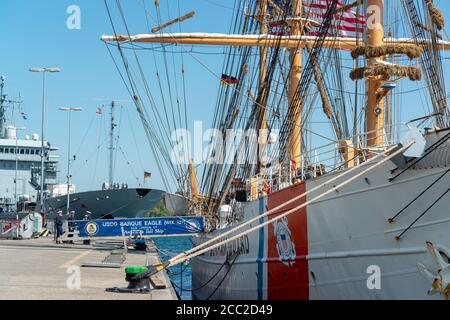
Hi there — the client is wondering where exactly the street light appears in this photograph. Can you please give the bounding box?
[29,68,61,73]
[29,67,61,216]
[59,107,82,214]
[14,126,27,212]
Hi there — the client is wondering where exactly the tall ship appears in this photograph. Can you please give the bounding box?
[102,0,450,299]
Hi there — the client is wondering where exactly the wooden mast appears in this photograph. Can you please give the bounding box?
[258,0,268,172]
[259,0,268,90]
[366,0,385,148]
[288,0,303,167]
[188,158,199,201]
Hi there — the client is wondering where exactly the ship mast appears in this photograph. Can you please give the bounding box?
[0,76,18,138]
[188,158,199,201]
[108,101,116,187]
[0,76,5,138]
[288,0,303,166]
[259,0,268,90]
[366,0,386,148]
[258,0,268,172]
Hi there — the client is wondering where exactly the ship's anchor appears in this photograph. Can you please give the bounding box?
[417,241,450,299]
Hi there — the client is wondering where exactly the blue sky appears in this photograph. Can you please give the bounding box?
[0,0,236,192]
[0,0,449,193]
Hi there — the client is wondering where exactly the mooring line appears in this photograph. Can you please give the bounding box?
[168,142,415,267]
[168,145,401,265]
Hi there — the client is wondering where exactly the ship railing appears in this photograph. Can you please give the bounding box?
[244,123,414,198]
[295,123,413,174]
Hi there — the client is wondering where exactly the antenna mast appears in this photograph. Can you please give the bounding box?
[0,76,6,138]
[109,101,116,186]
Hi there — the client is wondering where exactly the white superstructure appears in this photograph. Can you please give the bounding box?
[0,77,59,212]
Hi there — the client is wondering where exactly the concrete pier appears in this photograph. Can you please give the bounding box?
[0,238,178,300]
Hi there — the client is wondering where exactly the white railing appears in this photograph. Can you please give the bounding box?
[244,123,413,198]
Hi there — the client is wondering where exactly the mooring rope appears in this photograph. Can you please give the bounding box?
[168,141,415,267]
[167,144,400,265]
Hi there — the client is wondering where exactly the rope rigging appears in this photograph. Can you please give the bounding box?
[402,0,448,127]
[102,0,449,225]
[104,0,187,195]
[97,2,450,299]
[166,142,414,268]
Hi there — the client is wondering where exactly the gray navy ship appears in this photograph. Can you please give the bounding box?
[45,186,189,219]
[0,76,188,219]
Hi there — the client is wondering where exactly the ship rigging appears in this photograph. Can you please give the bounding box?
[102,0,450,218]
[102,0,450,300]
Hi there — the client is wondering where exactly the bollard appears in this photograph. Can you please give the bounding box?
[125,266,151,291]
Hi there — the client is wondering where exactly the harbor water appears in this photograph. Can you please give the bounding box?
[153,236,194,300]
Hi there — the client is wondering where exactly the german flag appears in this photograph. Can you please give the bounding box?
[144,172,152,179]
[220,74,239,86]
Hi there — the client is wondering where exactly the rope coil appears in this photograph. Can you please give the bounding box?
[351,45,423,60]
[350,65,422,81]
[425,0,445,30]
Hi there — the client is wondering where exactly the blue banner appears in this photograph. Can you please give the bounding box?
[74,216,205,238]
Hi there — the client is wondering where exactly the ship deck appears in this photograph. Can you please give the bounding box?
[0,237,177,300]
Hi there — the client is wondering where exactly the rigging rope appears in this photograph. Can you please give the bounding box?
[168,142,414,267]
[104,0,184,194]
[402,0,448,127]
[389,166,450,223]
[169,143,399,265]
[396,185,450,240]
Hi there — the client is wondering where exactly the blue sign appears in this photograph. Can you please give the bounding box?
[74,216,205,238]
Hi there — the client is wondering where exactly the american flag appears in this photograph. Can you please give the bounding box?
[280,233,289,251]
[303,0,366,38]
[269,1,365,38]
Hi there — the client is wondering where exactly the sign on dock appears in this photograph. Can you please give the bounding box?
[74,216,205,238]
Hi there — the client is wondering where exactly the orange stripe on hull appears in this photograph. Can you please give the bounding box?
[267,182,309,300]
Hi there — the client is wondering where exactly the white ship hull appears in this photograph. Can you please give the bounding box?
[192,130,450,300]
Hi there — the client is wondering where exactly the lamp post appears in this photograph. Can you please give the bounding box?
[14,126,27,212]
[29,67,60,216]
[59,107,82,214]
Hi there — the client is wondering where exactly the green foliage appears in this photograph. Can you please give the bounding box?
[147,199,170,217]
